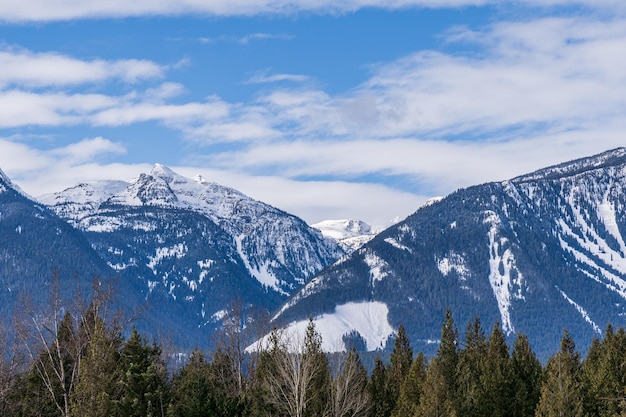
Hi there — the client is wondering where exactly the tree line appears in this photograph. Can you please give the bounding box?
[2,280,626,416]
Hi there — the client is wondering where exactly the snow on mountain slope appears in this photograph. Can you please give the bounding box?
[270,148,626,359]
[39,165,343,348]
[312,219,379,252]
[42,164,342,296]
[251,301,394,352]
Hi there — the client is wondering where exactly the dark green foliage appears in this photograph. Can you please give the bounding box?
[479,323,512,417]
[510,333,542,417]
[581,325,626,417]
[71,317,122,417]
[437,309,459,404]
[303,319,331,417]
[386,324,413,413]
[392,352,426,417]
[206,348,248,416]
[535,330,583,417]
[167,349,244,417]
[116,328,169,417]
[455,317,487,417]
[368,357,393,417]
[415,357,456,417]
[13,301,626,417]
[413,311,460,417]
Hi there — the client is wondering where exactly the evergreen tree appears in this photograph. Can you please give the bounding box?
[438,309,459,410]
[479,323,512,417]
[70,317,122,417]
[415,310,459,417]
[455,317,486,417]
[250,329,282,417]
[20,311,81,417]
[535,330,583,417]
[116,327,169,417]
[368,357,393,417]
[392,352,426,417]
[581,325,626,417]
[303,319,331,417]
[510,333,542,417]
[387,324,413,409]
[415,358,456,417]
[168,348,214,417]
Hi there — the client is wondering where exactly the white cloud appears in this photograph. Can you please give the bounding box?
[0,48,163,87]
[244,72,310,84]
[0,136,134,198]
[51,137,126,164]
[1,0,624,22]
[2,6,626,226]
[0,90,116,127]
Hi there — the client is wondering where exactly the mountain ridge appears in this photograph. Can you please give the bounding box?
[37,164,343,348]
[269,147,626,359]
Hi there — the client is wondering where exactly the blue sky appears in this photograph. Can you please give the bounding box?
[1,0,625,228]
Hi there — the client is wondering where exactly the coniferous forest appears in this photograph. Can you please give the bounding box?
[3,280,626,417]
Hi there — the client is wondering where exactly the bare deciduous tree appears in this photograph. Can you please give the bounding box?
[15,273,120,417]
[260,322,327,417]
[328,348,371,417]
[0,318,22,415]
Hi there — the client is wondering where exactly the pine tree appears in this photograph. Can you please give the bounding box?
[438,309,459,410]
[455,317,486,417]
[581,325,626,417]
[208,348,248,416]
[168,348,214,417]
[368,357,393,417]
[510,333,542,417]
[535,330,583,417]
[414,309,459,417]
[70,317,122,417]
[20,310,81,417]
[116,327,169,417]
[388,324,413,408]
[415,358,456,417]
[392,352,426,417]
[479,322,512,417]
[303,318,331,417]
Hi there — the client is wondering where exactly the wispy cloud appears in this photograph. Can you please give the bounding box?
[244,72,311,84]
[2,5,626,226]
[197,33,294,45]
[1,0,624,22]
[0,47,163,87]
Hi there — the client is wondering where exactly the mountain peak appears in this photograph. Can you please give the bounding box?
[149,164,182,183]
[0,167,31,198]
[0,167,11,187]
[512,147,626,183]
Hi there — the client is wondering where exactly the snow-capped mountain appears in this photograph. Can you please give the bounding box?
[40,164,343,347]
[0,168,116,319]
[271,148,626,359]
[312,219,377,253]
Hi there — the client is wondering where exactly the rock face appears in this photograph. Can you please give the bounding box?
[273,148,626,359]
[39,165,343,348]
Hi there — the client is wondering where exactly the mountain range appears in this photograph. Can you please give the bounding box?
[1,164,342,348]
[270,148,626,359]
[3,148,626,358]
